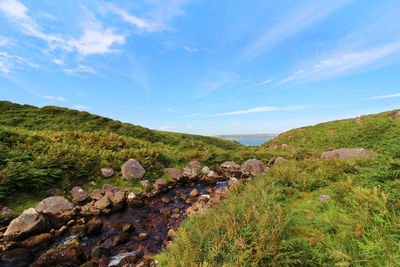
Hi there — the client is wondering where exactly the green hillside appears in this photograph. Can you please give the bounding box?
[1,101,250,208]
[263,109,400,158]
[157,109,400,266]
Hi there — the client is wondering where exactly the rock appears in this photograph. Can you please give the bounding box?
[140,180,150,187]
[389,111,400,121]
[89,181,97,186]
[138,233,148,240]
[356,117,364,125]
[240,159,264,175]
[127,192,143,207]
[281,143,289,149]
[119,251,143,265]
[94,196,111,210]
[100,168,114,178]
[1,206,14,215]
[321,148,376,160]
[182,168,197,180]
[111,232,129,246]
[46,188,62,196]
[18,233,52,249]
[263,166,270,172]
[189,161,201,169]
[167,229,176,240]
[269,157,288,165]
[2,247,31,262]
[318,195,330,203]
[86,218,103,235]
[101,184,122,194]
[90,246,111,261]
[207,171,215,177]
[55,225,67,237]
[162,209,172,218]
[121,159,146,180]
[105,190,126,210]
[35,196,75,227]
[71,186,89,204]
[90,189,103,201]
[163,168,182,181]
[31,242,84,267]
[121,223,134,233]
[201,167,210,175]
[220,161,240,170]
[161,196,171,204]
[80,262,99,267]
[4,208,45,240]
[189,189,199,198]
[155,179,167,187]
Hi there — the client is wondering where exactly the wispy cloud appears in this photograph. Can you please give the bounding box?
[241,0,351,62]
[213,105,308,116]
[0,51,38,74]
[182,46,198,53]
[182,113,204,118]
[72,104,91,111]
[277,42,400,85]
[44,95,67,102]
[63,65,96,76]
[159,126,175,130]
[252,79,272,87]
[369,92,400,100]
[195,71,240,98]
[186,125,193,129]
[0,35,14,47]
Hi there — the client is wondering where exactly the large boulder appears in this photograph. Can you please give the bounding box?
[105,190,126,210]
[155,179,167,187]
[35,197,74,227]
[189,161,201,170]
[163,168,182,181]
[94,196,111,210]
[240,159,264,175]
[201,167,210,175]
[4,208,46,240]
[85,218,103,236]
[268,157,288,165]
[321,148,376,160]
[101,184,122,194]
[220,161,240,170]
[121,159,146,180]
[30,242,84,267]
[100,168,114,178]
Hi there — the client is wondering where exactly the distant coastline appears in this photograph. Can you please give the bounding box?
[215,134,278,140]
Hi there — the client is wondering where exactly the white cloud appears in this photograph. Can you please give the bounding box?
[0,35,13,47]
[72,104,91,111]
[0,51,38,74]
[232,122,240,125]
[44,95,67,102]
[182,46,198,53]
[252,79,272,87]
[369,93,400,100]
[278,42,400,85]
[186,125,193,129]
[52,58,64,65]
[213,105,308,116]
[0,0,28,20]
[159,126,175,130]
[67,28,125,56]
[241,0,351,62]
[63,65,96,75]
[183,113,204,118]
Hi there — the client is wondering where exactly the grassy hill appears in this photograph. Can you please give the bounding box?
[157,109,400,266]
[0,101,287,213]
[263,109,400,158]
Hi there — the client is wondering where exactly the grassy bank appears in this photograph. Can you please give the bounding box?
[157,109,400,266]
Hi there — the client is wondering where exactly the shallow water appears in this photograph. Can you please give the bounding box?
[5,180,228,266]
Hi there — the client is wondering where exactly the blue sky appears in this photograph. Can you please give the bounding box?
[1,0,400,135]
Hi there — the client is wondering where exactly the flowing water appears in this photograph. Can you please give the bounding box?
[3,180,228,266]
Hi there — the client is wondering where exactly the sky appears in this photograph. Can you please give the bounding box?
[1,0,400,136]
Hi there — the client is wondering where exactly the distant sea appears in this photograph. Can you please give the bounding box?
[234,138,270,146]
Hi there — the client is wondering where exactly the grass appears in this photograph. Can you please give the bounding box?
[157,156,400,266]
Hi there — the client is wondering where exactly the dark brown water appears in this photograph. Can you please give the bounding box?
[9,180,228,267]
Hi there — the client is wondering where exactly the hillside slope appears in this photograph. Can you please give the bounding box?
[157,109,400,266]
[263,109,400,158]
[0,101,252,207]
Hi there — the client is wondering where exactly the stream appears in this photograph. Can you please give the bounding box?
[3,180,228,267]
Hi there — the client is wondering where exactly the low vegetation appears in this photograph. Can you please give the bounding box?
[0,101,288,213]
[157,109,400,266]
